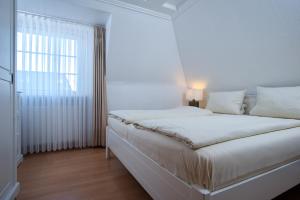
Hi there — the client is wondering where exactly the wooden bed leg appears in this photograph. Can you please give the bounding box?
[106,146,111,160]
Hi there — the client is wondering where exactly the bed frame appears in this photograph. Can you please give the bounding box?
[106,127,300,200]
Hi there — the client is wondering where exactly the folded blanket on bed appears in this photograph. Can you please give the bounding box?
[135,115,300,149]
[109,106,213,124]
[110,108,300,149]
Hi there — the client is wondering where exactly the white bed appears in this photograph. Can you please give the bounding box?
[106,107,300,200]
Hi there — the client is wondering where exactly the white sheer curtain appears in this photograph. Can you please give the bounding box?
[17,12,94,154]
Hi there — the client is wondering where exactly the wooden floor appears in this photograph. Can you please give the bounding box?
[17,148,299,200]
[17,148,152,200]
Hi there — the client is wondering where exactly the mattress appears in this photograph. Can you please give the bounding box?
[108,116,300,191]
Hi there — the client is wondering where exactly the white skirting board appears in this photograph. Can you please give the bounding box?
[17,154,23,167]
[106,127,300,200]
[0,182,20,200]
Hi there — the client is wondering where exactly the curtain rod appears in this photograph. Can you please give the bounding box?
[17,10,106,29]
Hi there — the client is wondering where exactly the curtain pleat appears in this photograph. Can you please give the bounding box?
[92,26,107,147]
[17,12,94,154]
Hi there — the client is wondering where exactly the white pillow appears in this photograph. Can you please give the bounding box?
[250,86,300,119]
[206,90,246,114]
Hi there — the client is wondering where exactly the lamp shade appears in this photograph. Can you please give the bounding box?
[186,89,203,101]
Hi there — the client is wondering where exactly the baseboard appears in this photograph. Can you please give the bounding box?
[17,154,23,167]
[1,182,20,200]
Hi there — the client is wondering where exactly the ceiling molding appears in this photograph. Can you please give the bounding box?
[96,0,172,20]
[172,0,199,19]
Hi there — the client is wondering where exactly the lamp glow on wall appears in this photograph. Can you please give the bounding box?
[186,89,203,107]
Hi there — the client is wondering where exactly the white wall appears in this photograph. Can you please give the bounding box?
[77,0,186,110]
[18,0,186,110]
[173,0,300,93]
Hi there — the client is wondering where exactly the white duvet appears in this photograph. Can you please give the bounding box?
[110,107,300,150]
[136,115,300,149]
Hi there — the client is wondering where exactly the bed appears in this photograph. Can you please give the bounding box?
[106,106,300,200]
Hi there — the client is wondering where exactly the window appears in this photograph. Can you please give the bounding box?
[17,12,93,96]
[17,33,78,93]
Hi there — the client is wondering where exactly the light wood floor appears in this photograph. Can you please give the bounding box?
[17,148,299,200]
[17,148,152,200]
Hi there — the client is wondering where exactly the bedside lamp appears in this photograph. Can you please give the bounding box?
[186,89,203,107]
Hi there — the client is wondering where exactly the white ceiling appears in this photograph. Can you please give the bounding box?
[115,0,190,16]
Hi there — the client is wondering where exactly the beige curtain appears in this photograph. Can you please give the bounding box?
[93,26,107,147]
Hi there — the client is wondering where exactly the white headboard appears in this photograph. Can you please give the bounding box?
[107,82,185,111]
